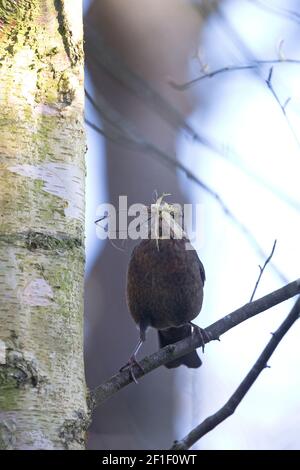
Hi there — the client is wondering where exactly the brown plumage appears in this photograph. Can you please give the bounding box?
[126,236,205,369]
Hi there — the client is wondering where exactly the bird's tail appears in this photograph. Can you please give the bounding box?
[158,325,202,369]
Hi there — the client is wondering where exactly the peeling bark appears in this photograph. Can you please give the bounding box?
[0,0,88,449]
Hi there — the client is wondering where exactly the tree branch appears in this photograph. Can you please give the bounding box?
[169,59,300,90]
[248,0,300,26]
[265,67,300,149]
[85,90,287,283]
[249,239,276,302]
[89,278,300,410]
[171,295,300,450]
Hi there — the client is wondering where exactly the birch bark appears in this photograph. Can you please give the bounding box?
[0,0,88,449]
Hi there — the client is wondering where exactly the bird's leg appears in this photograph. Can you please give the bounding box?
[119,329,145,384]
[189,322,209,353]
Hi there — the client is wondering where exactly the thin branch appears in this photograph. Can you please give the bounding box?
[89,279,300,410]
[85,90,287,283]
[218,12,300,152]
[86,105,300,215]
[265,67,285,116]
[170,12,300,152]
[85,118,142,150]
[169,64,256,89]
[220,149,300,213]
[170,62,300,206]
[181,4,300,152]
[84,10,296,216]
[283,97,291,111]
[265,67,300,148]
[169,59,300,90]
[218,8,260,66]
[248,0,300,25]
[250,239,277,302]
[214,10,300,152]
[171,296,300,450]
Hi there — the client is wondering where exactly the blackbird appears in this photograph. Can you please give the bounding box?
[122,198,205,379]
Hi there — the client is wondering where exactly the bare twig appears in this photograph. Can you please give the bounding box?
[171,7,300,151]
[217,12,300,152]
[169,59,300,90]
[265,67,300,148]
[85,118,142,150]
[283,97,291,111]
[169,64,256,89]
[204,9,300,152]
[218,149,300,213]
[171,296,300,450]
[248,0,300,25]
[89,279,300,410]
[265,67,287,118]
[85,91,287,283]
[86,110,300,215]
[250,239,277,302]
[173,4,300,154]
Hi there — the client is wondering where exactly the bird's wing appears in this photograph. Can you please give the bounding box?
[198,257,206,285]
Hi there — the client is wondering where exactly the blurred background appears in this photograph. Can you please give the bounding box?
[83,0,300,449]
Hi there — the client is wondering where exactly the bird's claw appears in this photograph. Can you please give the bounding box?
[190,323,209,353]
[119,357,144,384]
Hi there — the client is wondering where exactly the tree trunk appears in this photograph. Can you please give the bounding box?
[0,0,88,449]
